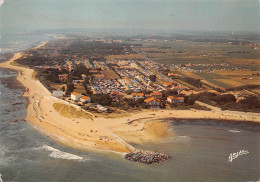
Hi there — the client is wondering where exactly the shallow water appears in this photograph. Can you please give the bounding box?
[0,69,259,182]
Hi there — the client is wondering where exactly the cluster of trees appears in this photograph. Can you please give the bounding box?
[90,94,112,106]
[17,56,51,67]
[65,75,74,95]
[71,64,90,79]
[16,56,66,67]
[61,40,133,57]
[35,68,68,90]
[82,79,92,95]
[149,75,157,82]
[238,96,260,112]
[111,98,150,110]
[89,95,149,109]
[191,93,260,112]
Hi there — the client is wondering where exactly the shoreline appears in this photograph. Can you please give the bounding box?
[0,41,260,154]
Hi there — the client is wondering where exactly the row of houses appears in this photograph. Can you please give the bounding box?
[131,92,184,108]
[71,92,91,103]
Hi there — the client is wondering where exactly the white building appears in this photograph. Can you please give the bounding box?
[144,97,161,108]
[80,96,91,103]
[97,105,108,112]
[52,90,63,97]
[131,92,145,101]
[71,92,82,101]
[167,96,184,103]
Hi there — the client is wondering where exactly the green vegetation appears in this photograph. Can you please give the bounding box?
[179,77,202,88]
[191,93,260,113]
[71,64,90,79]
[169,103,210,111]
[91,94,112,106]
[53,103,93,120]
[149,75,157,82]
[194,73,231,89]
[35,68,67,90]
[65,75,74,95]
[61,40,133,57]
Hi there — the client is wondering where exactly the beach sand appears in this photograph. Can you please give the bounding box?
[1,42,260,154]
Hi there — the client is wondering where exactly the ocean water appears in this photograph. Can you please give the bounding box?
[0,69,260,182]
[0,33,51,54]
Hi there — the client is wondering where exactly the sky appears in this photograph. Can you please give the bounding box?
[0,0,260,34]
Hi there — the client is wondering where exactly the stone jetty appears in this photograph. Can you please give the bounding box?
[125,150,171,164]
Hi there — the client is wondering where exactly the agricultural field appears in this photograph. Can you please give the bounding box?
[174,79,197,89]
[188,70,260,90]
[214,79,244,88]
[192,72,230,89]
[171,70,258,90]
[251,89,260,95]
[215,70,260,86]
[215,70,260,76]
[225,58,260,70]
[134,38,260,70]
[180,72,204,79]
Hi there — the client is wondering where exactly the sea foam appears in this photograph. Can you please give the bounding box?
[161,136,191,143]
[0,0,4,7]
[34,145,83,160]
[0,173,3,182]
[229,130,241,133]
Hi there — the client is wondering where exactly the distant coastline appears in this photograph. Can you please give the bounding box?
[0,41,260,154]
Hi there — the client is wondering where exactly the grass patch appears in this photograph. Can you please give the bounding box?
[53,103,93,120]
[195,73,231,89]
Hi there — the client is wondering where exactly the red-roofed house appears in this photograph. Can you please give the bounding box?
[80,96,91,103]
[163,82,173,88]
[168,73,180,78]
[71,92,82,101]
[150,92,163,99]
[131,92,145,101]
[144,97,161,108]
[167,96,184,104]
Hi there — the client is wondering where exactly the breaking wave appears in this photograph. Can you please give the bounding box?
[229,130,240,133]
[0,173,3,182]
[0,0,4,7]
[161,136,191,143]
[34,145,83,160]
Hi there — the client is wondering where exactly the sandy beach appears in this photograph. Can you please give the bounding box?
[1,42,260,154]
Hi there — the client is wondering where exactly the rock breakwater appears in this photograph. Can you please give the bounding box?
[125,150,171,164]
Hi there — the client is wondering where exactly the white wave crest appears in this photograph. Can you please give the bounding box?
[229,130,240,133]
[0,173,3,182]
[0,0,4,7]
[161,136,191,143]
[34,145,83,160]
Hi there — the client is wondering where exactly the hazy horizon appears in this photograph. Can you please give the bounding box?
[0,0,260,35]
